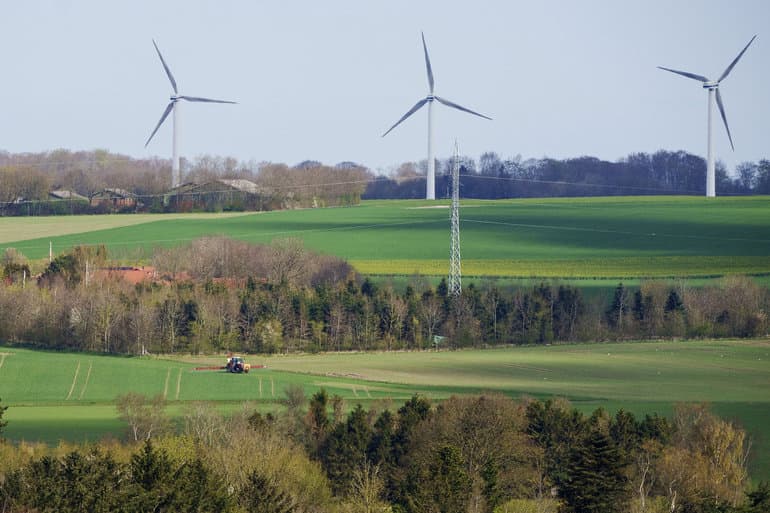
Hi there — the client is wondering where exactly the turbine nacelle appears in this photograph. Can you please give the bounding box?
[702,81,719,89]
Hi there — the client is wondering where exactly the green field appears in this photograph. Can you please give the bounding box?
[2,340,769,480]
[1,196,769,278]
[2,198,769,479]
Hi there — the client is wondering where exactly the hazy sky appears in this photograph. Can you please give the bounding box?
[1,1,767,175]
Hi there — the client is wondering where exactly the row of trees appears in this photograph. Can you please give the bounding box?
[0,150,368,215]
[364,151,770,199]
[3,148,769,216]
[1,239,767,356]
[1,393,766,512]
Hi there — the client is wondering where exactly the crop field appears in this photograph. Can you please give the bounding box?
[1,196,769,279]
[0,212,250,245]
[1,340,769,480]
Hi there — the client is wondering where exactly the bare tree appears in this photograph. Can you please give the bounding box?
[115,393,170,442]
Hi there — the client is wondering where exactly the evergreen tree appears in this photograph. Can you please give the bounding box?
[367,409,395,468]
[609,409,640,464]
[128,440,177,511]
[665,289,684,313]
[320,404,373,494]
[3,449,125,513]
[392,395,432,466]
[173,458,233,512]
[241,470,297,513]
[405,445,472,513]
[526,399,589,488]
[561,429,628,513]
[306,388,330,457]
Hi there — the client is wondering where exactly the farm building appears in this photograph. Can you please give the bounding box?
[49,190,88,202]
[93,266,158,284]
[165,178,278,212]
[90,188,140,211]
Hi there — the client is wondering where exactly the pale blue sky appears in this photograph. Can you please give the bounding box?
[0,1,767,174]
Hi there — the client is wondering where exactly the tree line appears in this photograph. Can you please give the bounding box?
[1,238,767,356]
[0,392,766,512]
[0,150,368,215]
[2,148,769,217]
[364,151,770,199]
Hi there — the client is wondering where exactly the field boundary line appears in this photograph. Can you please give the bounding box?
[175,368,182,400]
[163,368,171,399]
[78,361,93,400]
[66,361,81,400]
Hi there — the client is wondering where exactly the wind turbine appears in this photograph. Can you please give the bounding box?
[382,32,491,200]
[145,39,236,189]
[658,35,756,197]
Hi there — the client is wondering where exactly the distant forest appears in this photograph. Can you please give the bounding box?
[1,149,769,215]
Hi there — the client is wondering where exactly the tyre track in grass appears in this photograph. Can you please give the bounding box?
[78,361,93,400]
[163,368,171,399]
[175,368,182,400]
[66,361,81,400]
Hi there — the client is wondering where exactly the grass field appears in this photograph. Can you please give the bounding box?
[2,340,769,480]
[1,196,769,278]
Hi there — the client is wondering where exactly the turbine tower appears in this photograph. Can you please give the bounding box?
[658,35,756,197]
[448,141,461,297]
[382,32,491,200]
[145,39,237,189]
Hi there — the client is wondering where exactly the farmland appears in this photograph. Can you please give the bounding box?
[2,340,770,480]
[1,196,769,279]
[2,197,770,480]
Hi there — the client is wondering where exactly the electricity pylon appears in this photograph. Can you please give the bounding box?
[449,141,462,297]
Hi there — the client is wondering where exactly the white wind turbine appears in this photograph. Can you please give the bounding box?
[658,35,756,197]
[383,32,491,200]
[145,39,236,189]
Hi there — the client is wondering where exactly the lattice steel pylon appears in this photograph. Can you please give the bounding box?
[448,141,462,297]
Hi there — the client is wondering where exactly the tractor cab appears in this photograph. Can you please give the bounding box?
[225,356,250,373]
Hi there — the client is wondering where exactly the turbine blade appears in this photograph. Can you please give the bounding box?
[152,39,178,94]
[434,96,492,120]
[145,102,174,147]
[421,32,434,94]
[657,66,708,82]
[715,88,734,150]
[179,95,237,104]
[382,98,429,137]
[718,35,757,82]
